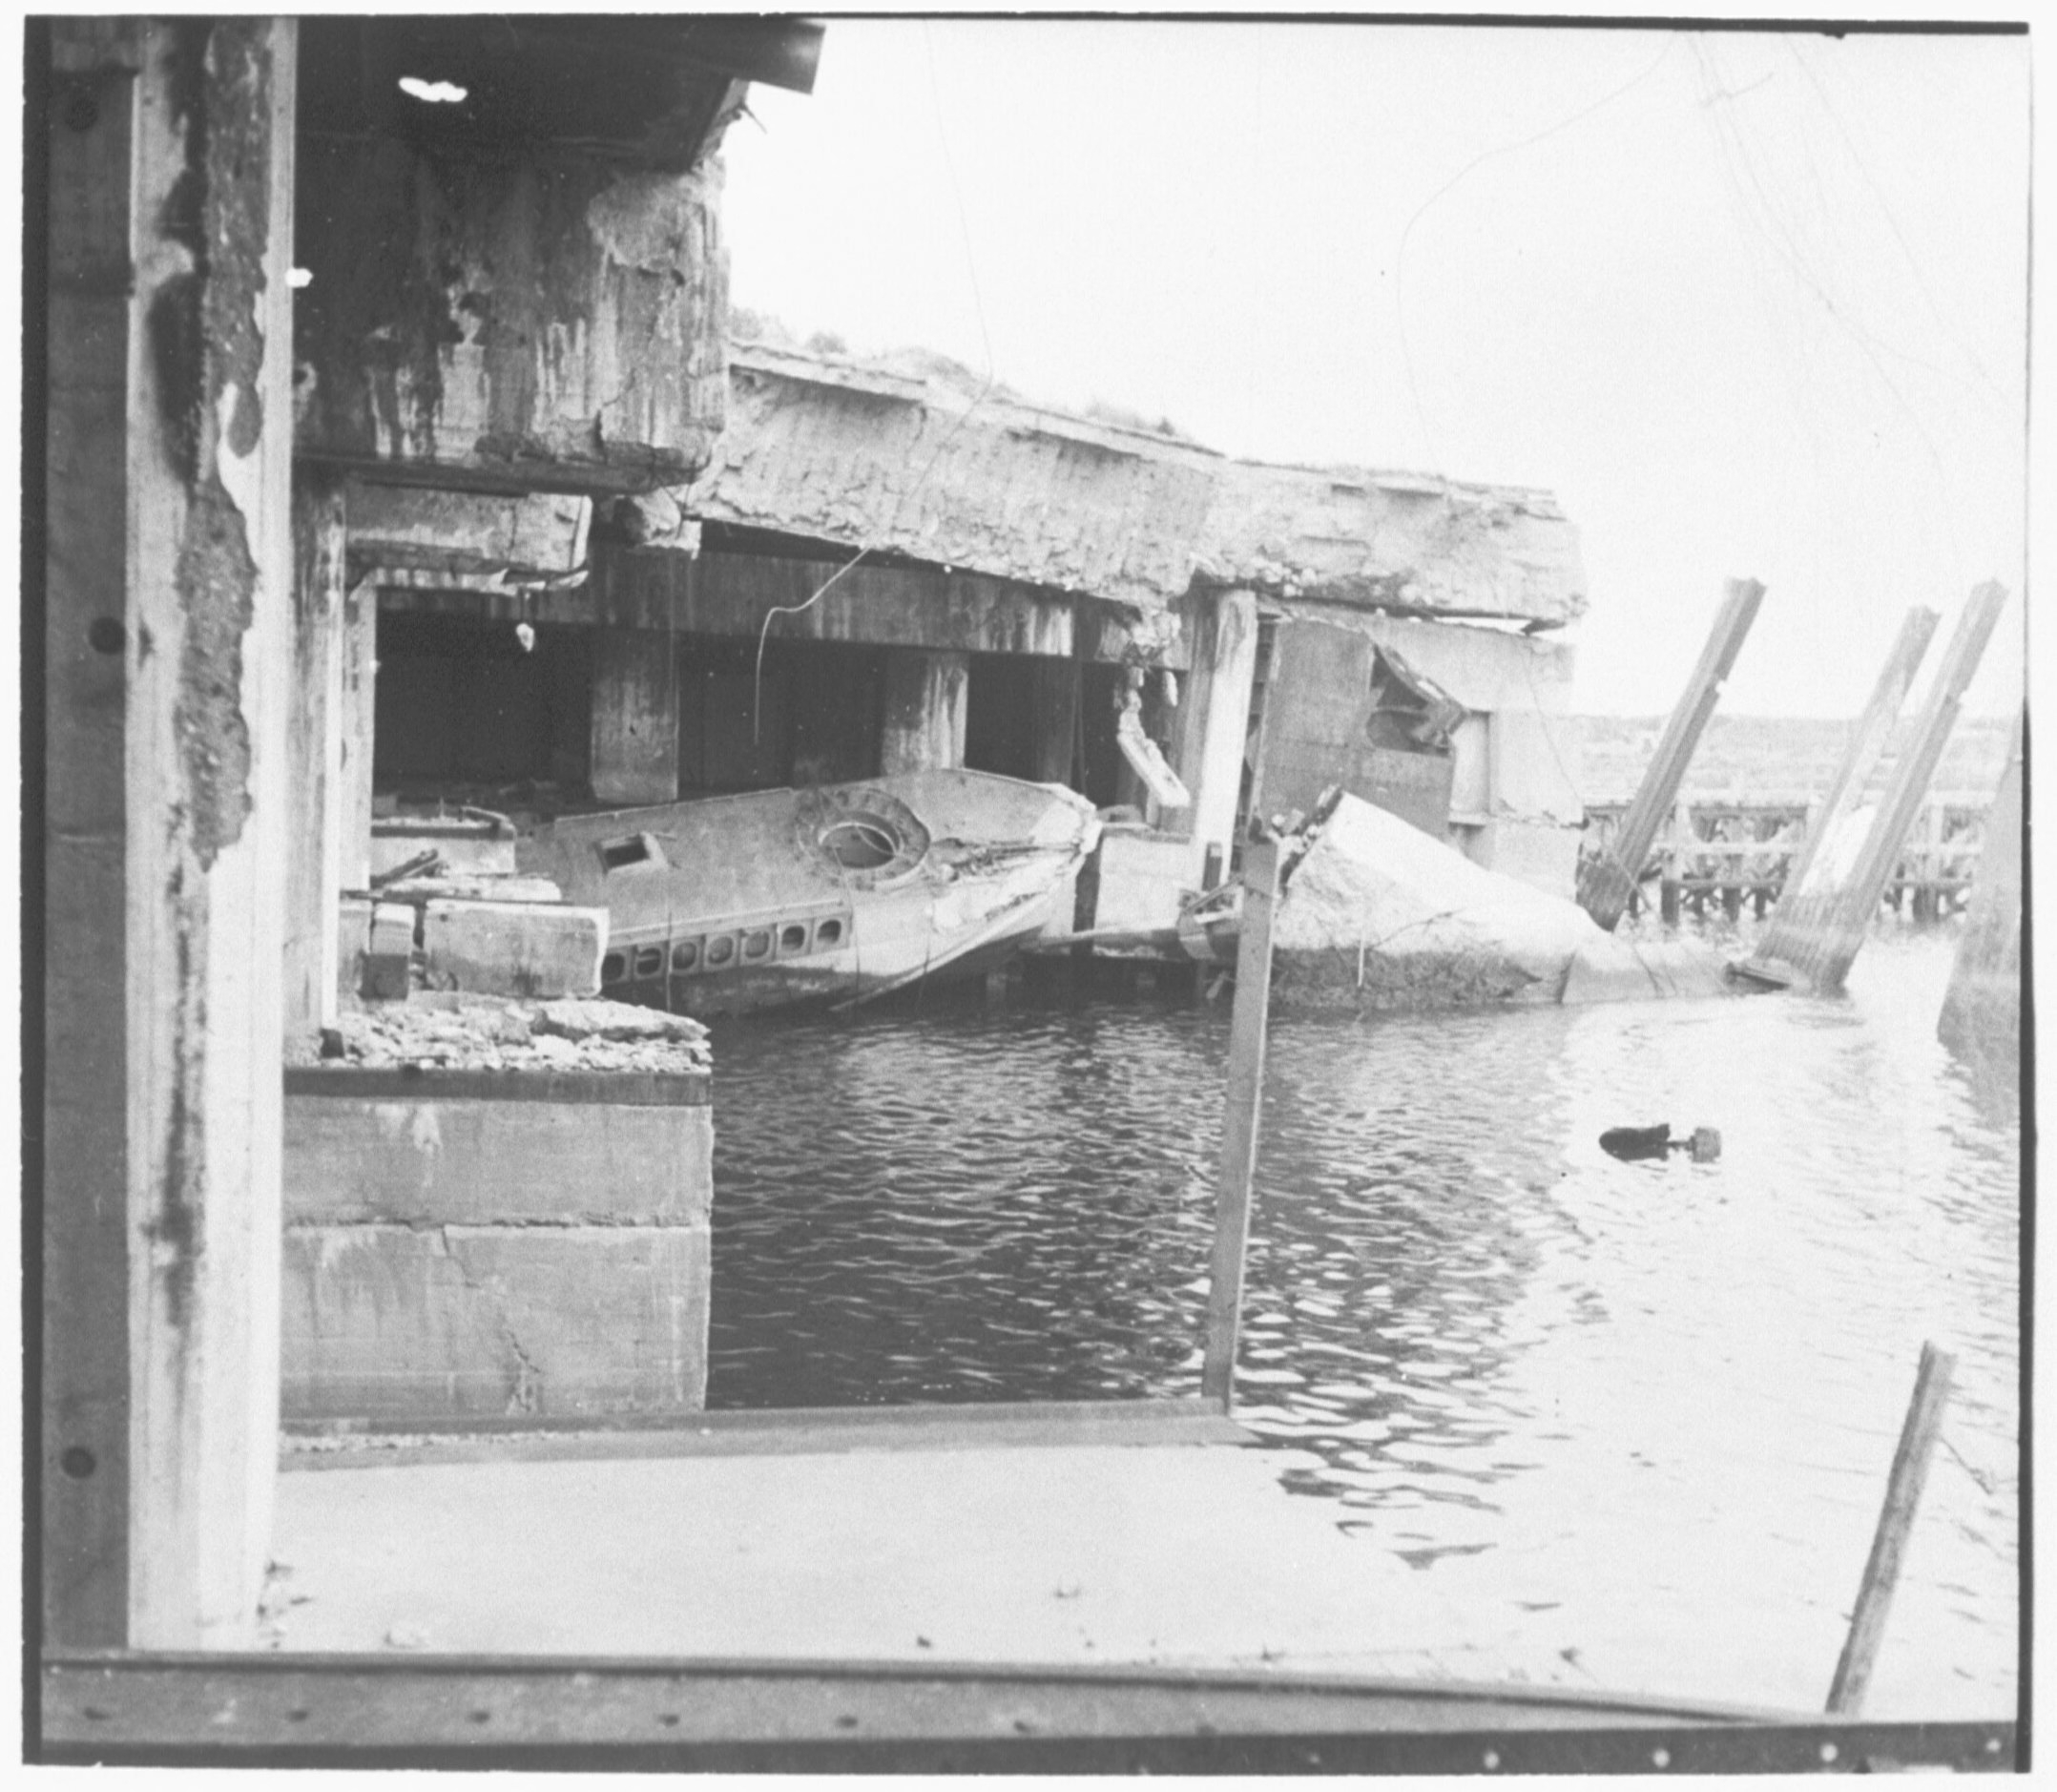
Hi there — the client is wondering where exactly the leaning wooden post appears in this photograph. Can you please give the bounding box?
[1576,578,1766,931]
[1827,1343,1956,1714]
[1200,835,1279,1411]
[1798,583,2007,991]
[1748,607,1940,979]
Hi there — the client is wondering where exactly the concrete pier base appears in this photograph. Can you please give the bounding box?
[282,1069,714,1425]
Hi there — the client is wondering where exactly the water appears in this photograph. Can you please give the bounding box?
[702,928,2021,1716]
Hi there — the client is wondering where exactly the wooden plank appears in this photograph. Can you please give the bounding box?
[41,23,139,1649]
[1576,578,1766,930]
[1826,1343,1956,1715]
[122,19,299,1650]
[1202,837,1278,1408]
[1749,607,1938,977]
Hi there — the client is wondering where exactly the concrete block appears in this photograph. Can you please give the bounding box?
[422,900,606,998]
[282,1073,714,1425]
[1561,938,1734,1006]
[1469,821,1582,901]
[364,900,416,1000]
[1093,827,1193,936]
[284,1084,713,1228]
[282,1224,710,1423]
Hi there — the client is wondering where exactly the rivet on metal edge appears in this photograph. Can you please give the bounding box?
[1482,1750,1500,1770]
[1652,1747,1671,1768]
[1820,1742,1839,1763]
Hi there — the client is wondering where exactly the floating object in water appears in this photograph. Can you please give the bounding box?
[1599,1124,1722,1164]
[519,769,1100,1017]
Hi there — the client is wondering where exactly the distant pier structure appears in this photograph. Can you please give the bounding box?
[1578,713,2015,925]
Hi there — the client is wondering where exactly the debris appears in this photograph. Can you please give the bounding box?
[325,994,710,1076]
[371,847,442,888]
[1598,1124,1721,1164]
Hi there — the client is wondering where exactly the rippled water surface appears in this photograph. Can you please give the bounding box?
[703,929,2020,1715]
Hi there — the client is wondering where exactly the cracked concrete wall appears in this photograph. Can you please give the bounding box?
[280,1082,713,1424]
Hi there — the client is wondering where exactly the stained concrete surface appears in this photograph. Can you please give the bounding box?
[268,1440,1590,1686]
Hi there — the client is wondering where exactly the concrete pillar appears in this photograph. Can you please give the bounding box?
[284,474,346,1042]
[41,18,297,1650]
[591,628,680,806]
[1181,590,1259,887]
[881,649,967,774]
[1028,656,1081,787]
[337,574,378,889]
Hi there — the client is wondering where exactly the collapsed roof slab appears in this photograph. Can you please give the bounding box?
[292,17,815,497]
[687,343,1587,651]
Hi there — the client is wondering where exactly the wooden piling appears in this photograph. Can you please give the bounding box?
[1576,578,1766,931]
[1769,584,2007,991]
[1938,706,2024,1055]
[1750,608,1940,978]
[1200,837,1278,1410]
[1827,1343,1956,1715]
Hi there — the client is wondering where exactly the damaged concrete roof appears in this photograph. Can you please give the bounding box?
[689,341,1587,629]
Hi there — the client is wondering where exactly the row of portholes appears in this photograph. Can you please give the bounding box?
[600,915,850,987]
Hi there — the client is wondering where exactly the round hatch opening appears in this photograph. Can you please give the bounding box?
[820,815,904,870]
[796,785,930,889]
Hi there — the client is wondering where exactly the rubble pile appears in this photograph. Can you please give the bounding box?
[312,994,711,1075]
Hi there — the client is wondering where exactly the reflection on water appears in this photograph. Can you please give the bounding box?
[703,931,2019,1715]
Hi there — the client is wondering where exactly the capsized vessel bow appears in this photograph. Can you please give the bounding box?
[517,769,1101,1016]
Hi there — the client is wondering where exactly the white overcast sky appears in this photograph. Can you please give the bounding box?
[722,19,2029,719]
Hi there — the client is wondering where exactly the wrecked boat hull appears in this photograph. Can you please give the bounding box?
[516,770,1099,1018]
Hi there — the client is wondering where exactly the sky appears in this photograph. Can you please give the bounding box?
[720,20,2030,720]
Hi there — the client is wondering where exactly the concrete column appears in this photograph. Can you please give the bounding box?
[337,574,378,889]
[881,649,967,774]
[1028,656,1081,786]
[591,628,680,805]
[284,475,346,1041]
[1182,590,1259,887]
[49,18,297,1651]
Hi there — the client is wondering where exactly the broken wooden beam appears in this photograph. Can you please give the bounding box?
[1576,578,1767,931]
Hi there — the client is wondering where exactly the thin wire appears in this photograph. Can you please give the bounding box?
[749,21,1001,740]
[1692,37,1967,577]
[1784,37,2011,413]
[1394,35,1677,475]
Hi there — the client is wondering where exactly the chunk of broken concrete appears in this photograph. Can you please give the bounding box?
[532,998,710,1043]
[421,900,607,1000]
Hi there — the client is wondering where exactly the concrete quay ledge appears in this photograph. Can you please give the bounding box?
[283,1047,715,1427]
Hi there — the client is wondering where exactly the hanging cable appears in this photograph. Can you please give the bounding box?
[750,21,1003,741]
